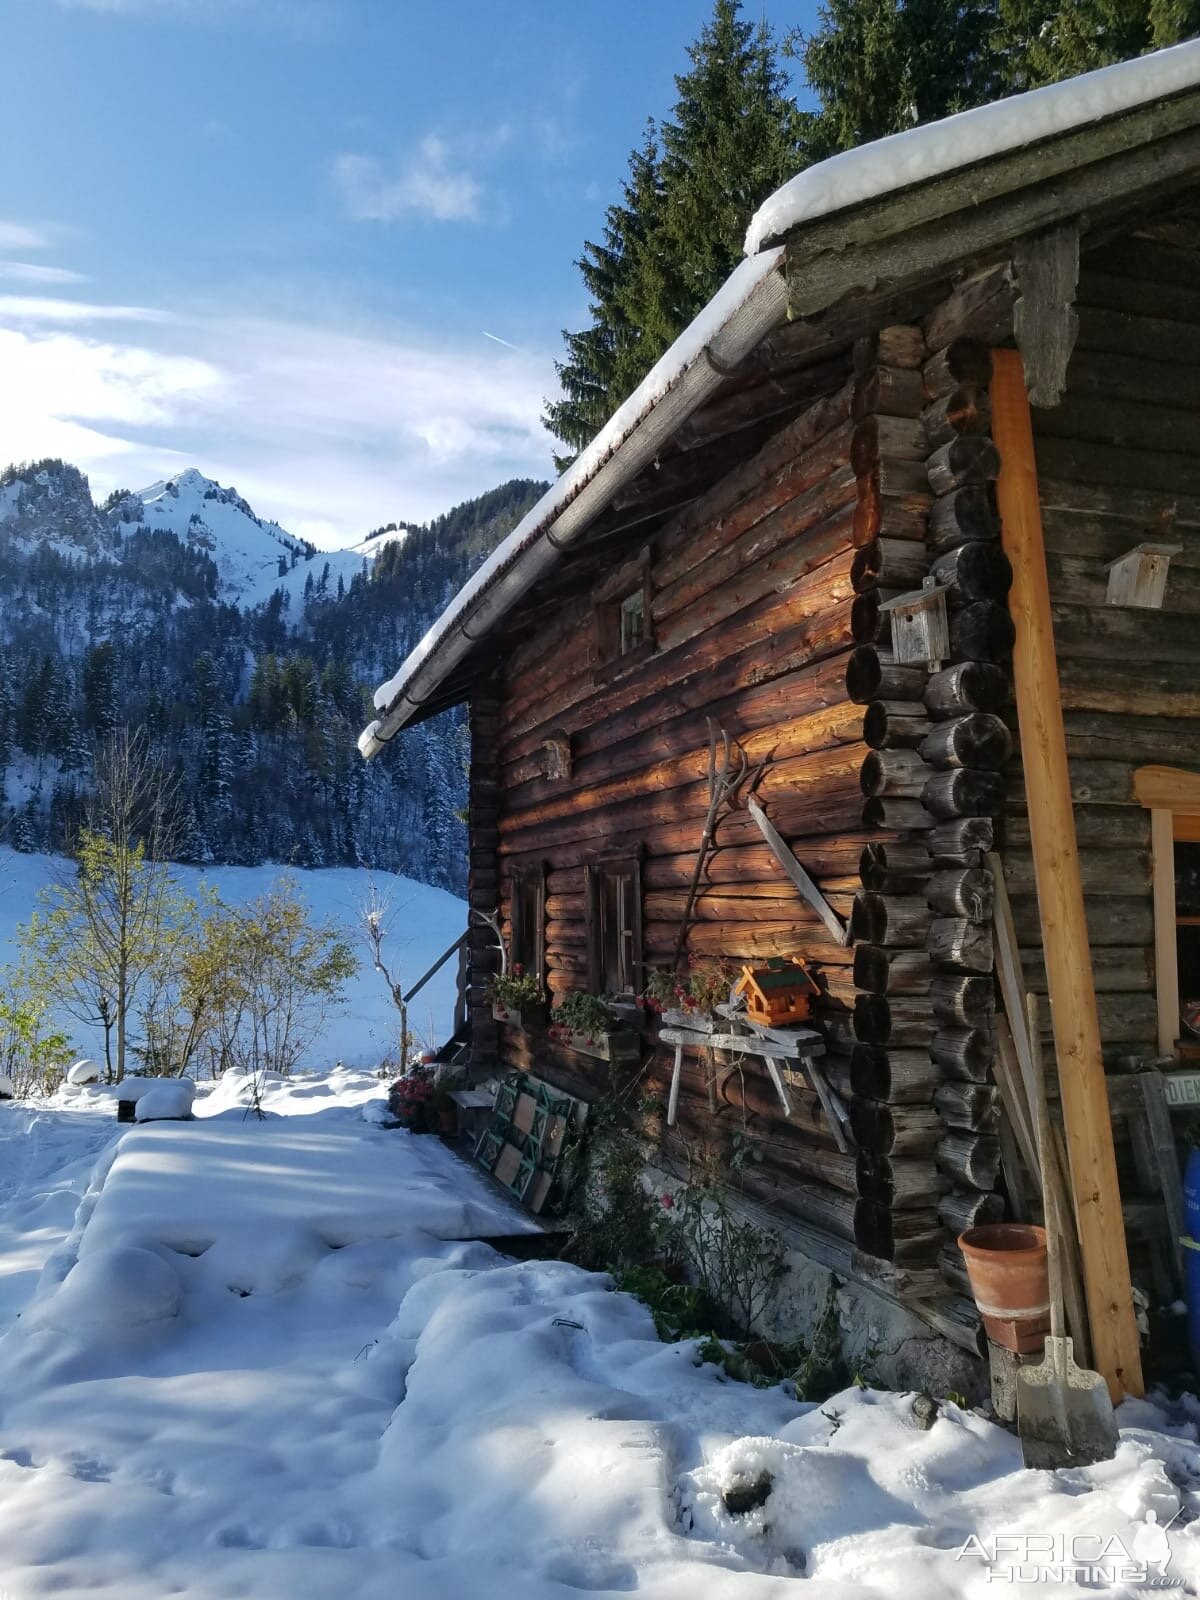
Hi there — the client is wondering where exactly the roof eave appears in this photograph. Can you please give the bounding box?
[359,249,788,758]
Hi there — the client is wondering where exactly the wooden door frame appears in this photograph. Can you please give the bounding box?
[1133,765,1200,1056]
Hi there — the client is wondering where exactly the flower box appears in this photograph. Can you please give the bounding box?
[561,1028,640,1064]
[492,1001,548,1029]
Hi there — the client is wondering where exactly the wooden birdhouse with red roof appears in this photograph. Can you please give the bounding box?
[734,958,819,1027]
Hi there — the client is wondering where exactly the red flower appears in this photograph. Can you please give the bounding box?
[661,1192,675,1210]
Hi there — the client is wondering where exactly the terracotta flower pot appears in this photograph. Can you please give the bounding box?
[958,1222,1050,1353]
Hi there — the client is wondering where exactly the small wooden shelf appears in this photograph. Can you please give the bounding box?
[1177,916,1200,926]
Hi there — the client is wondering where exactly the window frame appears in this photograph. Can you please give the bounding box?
[584,850,644,999]
[1133,765,1200,1056]
[509,862,547,988]
[592,549,654,684]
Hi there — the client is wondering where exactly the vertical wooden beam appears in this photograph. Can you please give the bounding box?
[1151,807,1180,1058]
[467,680,501,1074]
[1012,225,1080,408]
[991,348,1143,1402]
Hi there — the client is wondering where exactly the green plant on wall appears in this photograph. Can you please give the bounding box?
[643,958,739,1016]
[550,991,618,1046]
[663,1158,787,1342]
[563,1097,665,1271]
[487,966,543,1012]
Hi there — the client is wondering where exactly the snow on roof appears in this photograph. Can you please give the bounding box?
[363,40,1200,755]
[746,39,1200,254]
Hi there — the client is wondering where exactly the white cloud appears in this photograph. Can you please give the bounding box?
[0,262,90,286]
[332,136,484,224]
[0,327,223,469]
[0,296,174,325]
[0,294,556,543]
[0,221,54,252]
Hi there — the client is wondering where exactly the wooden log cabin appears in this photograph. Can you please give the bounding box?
[362,42,1200,1392]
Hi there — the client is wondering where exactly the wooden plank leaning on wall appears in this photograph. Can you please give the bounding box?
[991,347,1143,1402]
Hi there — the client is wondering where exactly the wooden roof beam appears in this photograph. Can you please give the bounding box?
[1013,224,1080,408]
[775,84,1200,264]
[786,120,1200,323]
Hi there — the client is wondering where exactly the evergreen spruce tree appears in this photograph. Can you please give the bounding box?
[0,652,15,773]
[546,0,804,464]
[545,126,665,466]
[81,641,119,739]
[653,1,805,321]
[10,800,35,853]
[995,0,1199,87]
[798,0,1197,150]
[798,0,1002,155]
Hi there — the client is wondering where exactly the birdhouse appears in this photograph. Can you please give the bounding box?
[734,957,819,1026]
[1105,543,1182,609]
[538,731,572,781]
[879,577,950,671]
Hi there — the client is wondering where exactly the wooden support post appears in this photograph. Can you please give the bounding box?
[991,348,1143,1402]
[1151,808,1180,1057]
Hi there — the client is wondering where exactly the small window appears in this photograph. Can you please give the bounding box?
[593,551,653,681]
[619,589,645,655]
[510,866,546,985]
[585,855,643,997]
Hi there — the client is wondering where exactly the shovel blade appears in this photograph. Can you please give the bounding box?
[1017,1336,1120,1470]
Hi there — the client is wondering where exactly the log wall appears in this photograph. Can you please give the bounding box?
[466,228,1200,1304]
[486,342,956,1272]
[1008,236,1200,1066]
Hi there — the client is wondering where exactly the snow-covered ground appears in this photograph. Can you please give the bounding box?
[0,850,468,1070]
[3,1070,1200,1598]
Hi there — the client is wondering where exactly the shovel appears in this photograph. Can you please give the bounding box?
[1017,994,1119,1469]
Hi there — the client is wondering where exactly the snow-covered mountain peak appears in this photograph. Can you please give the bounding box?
[126,469,315,604]
[140,469,265,526]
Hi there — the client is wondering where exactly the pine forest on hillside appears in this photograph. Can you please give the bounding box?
[0,462,546,893]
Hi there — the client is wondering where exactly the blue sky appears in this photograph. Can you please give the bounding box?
[1,0,814,544]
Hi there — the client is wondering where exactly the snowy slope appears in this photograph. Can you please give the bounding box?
[0,850,467,1069]
[124,468,367,609]
[1,1070,1200,1597]
[235,538,370,613]
[346,525,410,559]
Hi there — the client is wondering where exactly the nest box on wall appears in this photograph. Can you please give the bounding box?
[879,576,951,671]
[734,957,819,1027]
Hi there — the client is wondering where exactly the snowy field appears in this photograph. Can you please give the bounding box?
[3,1071,1200,1597]
[0,849,468,1070]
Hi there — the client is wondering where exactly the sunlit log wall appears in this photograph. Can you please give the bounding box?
[467,226,1200,1295]
[478,324,954,1278]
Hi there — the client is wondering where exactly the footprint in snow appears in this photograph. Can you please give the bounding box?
[542,1550,639,1592]
[913,1524,976,1550]
[285,1519,360,1549]
[212,1524,264,1550]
